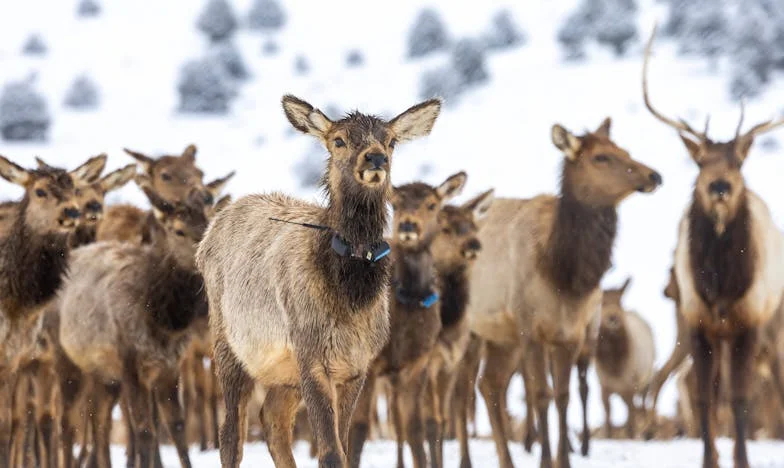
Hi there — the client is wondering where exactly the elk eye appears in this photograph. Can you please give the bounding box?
[74,188,82,196]
[35,189,47,198]
[175,229,186,237]
[594,154,610,163]
[428,203,437,211]
[389,138,397,149]
[87,201,102,212]
[334,138,346,148]
[161,173,172,181]
[442,227,451,235]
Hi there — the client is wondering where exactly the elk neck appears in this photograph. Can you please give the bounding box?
[437,263,469,328]
[687,190,754,310]
[392,242,437,307]
[597,322,630,377]
[541,174,618,298]
[144,250,207,334]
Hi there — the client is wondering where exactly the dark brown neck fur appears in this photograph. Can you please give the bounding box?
[597,324,630,377]
[144,252,207,333]
[438,264,469,328]
[70,224,97,248]
[314,180,390,311]
[393,244,436,305]
[541,174,618,297]
[0,198,70,320]
[688,191,754,308]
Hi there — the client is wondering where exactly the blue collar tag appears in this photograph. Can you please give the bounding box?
[421,291,439,308]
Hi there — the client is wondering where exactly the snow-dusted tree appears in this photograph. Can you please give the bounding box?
[294,55,309,75]
[407,8,450,59]
[197,0,238,42]
[595,0,638,56]
[262,40,279,56]
[177,57,236,114]
[557,12,590,61]
[484,9,526,50]
[22,33,47,56]
[419,66,462,106]
[294,142,325,189]
[451,38,489,87]
[675,0,729,59]
[346,49,364,67]
[208,41,249,80]
[77,0,101,17]
[64,75,100,109]
[728,1,777,100]
[663,0,693,37]
[247,0,286,32]
[0,77,51,141]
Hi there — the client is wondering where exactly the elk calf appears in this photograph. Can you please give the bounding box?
[595,278,655,439]
[197,95,442,468]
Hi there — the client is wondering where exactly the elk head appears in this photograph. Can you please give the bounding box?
[0,155,81,234]
[124,144,212,205]
[643,24,784,235]
[551,118,662,206]
[281,95,442,195]
[432,188,494,267]
[600,277,632,332]
[390,172,467,251]
[143,186,209,270]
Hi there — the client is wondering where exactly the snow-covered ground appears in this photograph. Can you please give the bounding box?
[2,0,784,465]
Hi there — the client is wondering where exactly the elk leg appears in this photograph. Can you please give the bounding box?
[434,368,458,468]
[424,367,443,468]
[213,336,253,468]
[89,381,120,468]
[524,340,552,468]
[154,376,192,468]
[337,373,366,455]
[180,358,194,450]
[208,362,221,450]
[119,391,136,468]
[622,392,636,439]
[478,342,518,468]
[57,351,83,468]
[730,328,758,468]
[192,356,210,452]
[647,339,689,413]
[389,379,406,468]
[601,388,612,438]
[455,337,481,468]
[259,385,300,468]
[401,371,428,468]
[692,329,719,468]
[576,355,591,455]
[9,373,27,468]
[551,342,578,468]
[348,372,375,468]
[32,364,58,468]
[20,379,37,468]
[300,364,345,467]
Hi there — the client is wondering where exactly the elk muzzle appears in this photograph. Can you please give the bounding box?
[59,206,81,228]
[397,220,419,244]
[358,152,389,186]
[462,238,482,260]
[637,170,663,193]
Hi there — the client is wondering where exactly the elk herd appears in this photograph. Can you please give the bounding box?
[0,26,781,468]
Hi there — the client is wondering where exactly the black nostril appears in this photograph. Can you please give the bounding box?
[64,208,80,219]
[399,221,417,233]
[709,179,731,196]
[365,153,388,169]
[465,238,482,251]
[649,171,663,186]
[203,193,214,205]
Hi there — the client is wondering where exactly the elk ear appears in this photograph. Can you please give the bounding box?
[664,268,679,300]
[35,157,58,172]
[463,189,495,223]
[206,171,235,198]
[436,171,467,203]
[213,194,232,214]
[551,124,582,161]
[282,95,333,138]
[186,187,206,210]
[181,144,197,163]
[0,156,31,186]
[595,117,612,138]
[99,164,137,193]
[390,98,442,143]
[620,277,632,295]
[679,134,703,162]
[735,135,755,163]
[142,187,174,217]
[71,154,108,184]
[124,148,155,174]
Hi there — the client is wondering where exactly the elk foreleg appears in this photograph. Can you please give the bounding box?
[348,372,376,468]
[730,328,758,468]
[691,328,719,468]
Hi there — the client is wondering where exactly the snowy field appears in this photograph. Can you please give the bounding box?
[2,0,784,466]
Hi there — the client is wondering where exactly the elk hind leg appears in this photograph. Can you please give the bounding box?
[260,386,301,468]
[691,329,719,468]
[154,376,192,468]
[348,372,376,468]
[478,342,518,468]
[213,336,253,468]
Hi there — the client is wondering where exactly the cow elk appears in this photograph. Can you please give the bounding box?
[644,24,784,468]
[595,278,655,439]
[197,95,442,467]
[467,116,661,468]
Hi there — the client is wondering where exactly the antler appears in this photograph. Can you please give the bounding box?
[642,24,709,143]
[740,112,784,141]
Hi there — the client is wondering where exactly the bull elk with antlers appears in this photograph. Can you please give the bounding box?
[643,25,784,468]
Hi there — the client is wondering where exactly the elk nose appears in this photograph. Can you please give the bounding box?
[649,171,663,186]
[203,192,214,205]
[709,179,731,196]
[63,207,81,219]
[365,153,388,169]
[399,221,418,233]
[465,238,481,252]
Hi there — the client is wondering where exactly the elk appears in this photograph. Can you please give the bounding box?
[58,186,211,468]
[348,172,468,468]
[424,188,493,468]
[643,24,784,468]
[467,117,661,468]
[595,278,655,439]
[0,155,85,464]
[197,94,442,467]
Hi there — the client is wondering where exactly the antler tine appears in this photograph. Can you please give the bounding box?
[703,116,710,136]
[642,23,706,142]
[735,99,746,140]
[742,111,784,141]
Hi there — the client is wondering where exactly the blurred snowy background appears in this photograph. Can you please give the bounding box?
[2,0,784,465]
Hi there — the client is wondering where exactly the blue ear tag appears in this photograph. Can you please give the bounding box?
[421,291,439,308]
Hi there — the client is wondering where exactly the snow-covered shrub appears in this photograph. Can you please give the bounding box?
[674,0,729,59]
[77,0,101,17]
[177,57,236,114]
[407,8,449,59]
[557,12,590,61]
[197,0,238,42]
[419,66,462,105]
[22,34,47,56]
[346,49,364,68]
[483,9,526,51]
[728,1,778,100]
[208,41,249,80]
[247,0,286,32]
[294,55,309,75]
[451,38,489,87]
[594,0,638,56]
[64,75,100,109]
[0,78,51,141]
[262,40,279,56]
[294,142,325,189]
